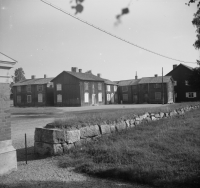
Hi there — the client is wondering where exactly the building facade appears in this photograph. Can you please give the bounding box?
[117,75,174,104]
[166,64,200,102]
[13,75,54,107]
[51,67,106,106]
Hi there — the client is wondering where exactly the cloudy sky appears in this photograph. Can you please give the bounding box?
[0,0,198,81]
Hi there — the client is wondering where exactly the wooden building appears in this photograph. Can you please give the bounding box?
[166,64,200,102]
[117,75,174,104]
[102,79,118,104]
[51,67,105,106]
[13,75,54,107]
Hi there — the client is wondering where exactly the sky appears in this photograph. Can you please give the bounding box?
[0,0,199,82]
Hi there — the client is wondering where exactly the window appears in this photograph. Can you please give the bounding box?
[57,94,62,102]
[84,92,89,103]
[107,94,111,101]
[174,81,177,86]
[107,85,110,92]
[27,95,32,103]
[38,93,43,102]
[37,85,43,92]
[98,92,102,102]
[114,85,117,92]
[122,86,128,92]
[155,92,161,100]
[98,83,102,90]
[27,85,31,92]
[186,92,196,98]
[17,95,21,103]
[154,84,161,88]
[17,86,21,93]
[84,82,89,90]
[123,94,128,101]
[56,84,62,91]
[185,80,189,86]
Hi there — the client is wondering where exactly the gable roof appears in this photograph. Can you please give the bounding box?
[116,79,135,86]
[13,77,54,86]
[166,63,194,76]
[101,78,118,85]
[139,76,172,84]
[52,71,105,82]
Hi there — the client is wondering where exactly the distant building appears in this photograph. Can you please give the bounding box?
[166,64,200,102]
[117,75,174,104]
[51,67,105,106]
[13,75,54,106]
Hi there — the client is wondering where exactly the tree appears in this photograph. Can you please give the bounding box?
[13,67,26,83]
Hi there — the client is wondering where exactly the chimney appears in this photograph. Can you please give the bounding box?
[44,74,47,78]
[135,71,138,80]
[71,67,75,72]
[97,73,101,78]
[31,75,36,79]
[85,70,92,74]
[75,67,78,72]
[173,64,177,69]
[154,74,158,77]
[79,69,82,73]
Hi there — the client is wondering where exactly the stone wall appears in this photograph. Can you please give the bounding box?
[34,104,200,156]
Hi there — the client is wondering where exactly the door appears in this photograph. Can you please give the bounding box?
[92,94,96,105]
[111,93,114,104]
[144,93,148,103]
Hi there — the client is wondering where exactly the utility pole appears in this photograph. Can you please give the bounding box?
[162,67,164,105]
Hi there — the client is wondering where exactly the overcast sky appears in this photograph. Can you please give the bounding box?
[0,0,199,81]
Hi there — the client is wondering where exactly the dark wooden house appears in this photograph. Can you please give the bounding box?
[102,79,118,104]
[51,67,105,106]
[117,75,174,104]
[166,64,200,102]
[13,75,54,107]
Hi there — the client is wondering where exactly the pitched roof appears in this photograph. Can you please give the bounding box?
[166,63,194,76]
[52,71,105,82]
[101,78,118,85]
[139,76,172,84]
[116,79,135,86]
[13,77,54,86]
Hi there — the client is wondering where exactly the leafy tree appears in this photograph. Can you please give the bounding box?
[13,67,26,83]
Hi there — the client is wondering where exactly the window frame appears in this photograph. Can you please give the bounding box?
[84,92,89,103]
[122,86,128,92]
[98,92,102,102]
[26,85,31,92]
[185,80,189,86]
[84,82,89,90]
[27,95,32,103]
[38,93,43,103]
[57,94,62,102]
[114,85,117,92]
[17,95,21,103]
[154,83,161,88]
[123,94,128,101]
[98,83,102,90]
[17,86,21,93]
[56,84,62,91]
[107,93,111,101]
[107,85,111,92]
[37,85,43,92]
[155,92,161,100]
[186,92,196,98]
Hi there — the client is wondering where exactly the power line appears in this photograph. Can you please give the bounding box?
[40,0,197,64]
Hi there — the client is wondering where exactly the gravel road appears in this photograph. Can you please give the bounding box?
[0,116,150,188]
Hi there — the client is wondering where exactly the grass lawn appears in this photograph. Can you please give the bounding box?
[58,107,200,188]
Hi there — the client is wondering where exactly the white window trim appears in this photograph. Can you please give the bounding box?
[17,86,21,93]
[114,85,117,92]
[107,93,111,101]
[84,82,89,90]
[56,84,62,91]
[107,85,111,92]
[38,93,43,103]
[98,92,102,102]
[186,92,196,98]
[84,92,89,103]
[98,83,102,90]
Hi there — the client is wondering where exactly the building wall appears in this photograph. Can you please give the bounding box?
[105,84,118,104]
[80,81,105,106]
[118,86,132,104]
[0,83,11,141]
[13,84,54,107]
[166,65,200,102]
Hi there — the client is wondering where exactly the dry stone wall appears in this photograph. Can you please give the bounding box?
[34,104,200,156]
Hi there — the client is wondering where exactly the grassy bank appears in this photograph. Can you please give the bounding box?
[48,102,200,129]
[58,108,200,188]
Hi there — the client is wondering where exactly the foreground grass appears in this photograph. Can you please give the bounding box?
[58,108,200,188]
[49,102,200,128]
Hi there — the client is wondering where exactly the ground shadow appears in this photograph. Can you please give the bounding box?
[16,147,49,162]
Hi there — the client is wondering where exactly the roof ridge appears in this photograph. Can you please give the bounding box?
[0,51,18,63]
